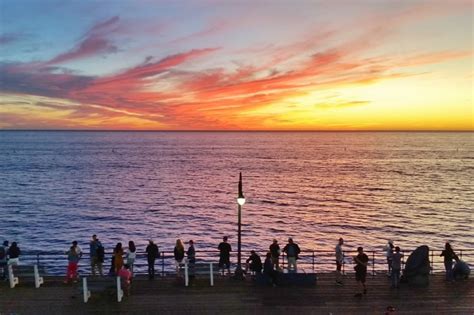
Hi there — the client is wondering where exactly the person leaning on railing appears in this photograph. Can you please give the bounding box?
[269,239,281,271]
[126,241,137,273]
[89,235,103,276]
[283,238,301,272]
[174,239,185,277]
[8,242,21,267]
[145,240,159,280]
[440,242,458,282]
[64,241,82,284]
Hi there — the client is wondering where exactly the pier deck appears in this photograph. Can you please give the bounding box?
[1,273,472,314]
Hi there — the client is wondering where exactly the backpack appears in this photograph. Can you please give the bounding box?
[0,246,5,260]
[97,245,105,263]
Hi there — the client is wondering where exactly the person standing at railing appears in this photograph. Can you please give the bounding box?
[269,239,281,271]
[118,264,132,296]
[146,240,159,280]
[126,241,136,273]
[391,246,403,289]
[174,239,185,277]
[113,243,124,275]
[0,241,9,279]
[264,252,278,286]
[384,240,394,276]
[440,242,458,282]
[64,241,82,284]
[353,246,368,298]
[283,238,301,272]
[218,236,232,276]
[335,237,344,285]
[187,240,196,280]
[7,242,21,268]
[89,235,103,276]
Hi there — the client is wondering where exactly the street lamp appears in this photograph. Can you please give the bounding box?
[234,172,245,279]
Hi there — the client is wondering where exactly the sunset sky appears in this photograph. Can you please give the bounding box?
[0,0,472,130]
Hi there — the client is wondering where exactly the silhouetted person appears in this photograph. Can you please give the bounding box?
[391,246,403,288]
[174,239,185,277]
[353,246,368,298]
[384,240,394,276]
[146,240,159,279]
[89,235,103,276]
[264,252,278,286]
[440,242,458,281]
[245,250,262,275]
[118,264,132,296]
[218,236,232,275]
[283,238,301,272]
[0,241,8,279]
[187,240,196,280]
[126,241,136,273]
[453,257,470,280]
[269,239,281,271]
[113,242,124,275]
[7,242,21,268]
[64,241,82,284]
[187,240,196,264]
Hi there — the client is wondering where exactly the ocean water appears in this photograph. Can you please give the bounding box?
[0,131,473,272]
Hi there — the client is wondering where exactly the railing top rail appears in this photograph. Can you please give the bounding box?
[18,248,474,257]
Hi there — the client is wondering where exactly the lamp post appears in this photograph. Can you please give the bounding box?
[234,172,246,279]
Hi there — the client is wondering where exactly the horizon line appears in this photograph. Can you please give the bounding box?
[0,129,473,132]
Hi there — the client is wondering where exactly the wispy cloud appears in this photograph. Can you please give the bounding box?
[47,16,120,65]
[0,1,472,130]
[0,33,24,45]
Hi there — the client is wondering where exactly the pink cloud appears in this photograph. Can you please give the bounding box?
[47,16,120,65]
[1,3,472,130]
[89,48,220,90]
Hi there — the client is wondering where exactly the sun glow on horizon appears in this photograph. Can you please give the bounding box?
[0,1,472,130]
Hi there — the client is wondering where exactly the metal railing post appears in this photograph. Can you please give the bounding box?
[184,262,189,287]
[430,250,434,275]
[161,252,165,277]
[342,254,345,275]
[372,251,375,276]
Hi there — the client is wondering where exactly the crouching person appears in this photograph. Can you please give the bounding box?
[118,264,132,296]
[245,250,262,277]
